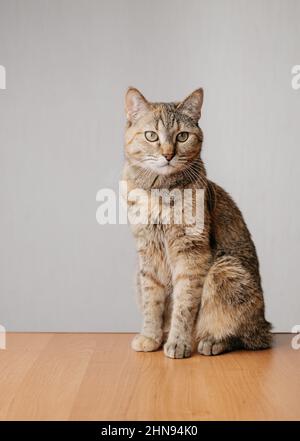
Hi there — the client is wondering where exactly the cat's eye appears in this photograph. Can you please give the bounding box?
[145,131,159,142]
[176,132,189,143]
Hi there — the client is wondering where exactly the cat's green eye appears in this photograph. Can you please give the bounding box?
[145,131,159,142]
[176,132,189,143]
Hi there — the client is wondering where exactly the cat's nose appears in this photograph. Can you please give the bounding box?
[163,153,175,162]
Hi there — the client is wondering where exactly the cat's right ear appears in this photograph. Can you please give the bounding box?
[125,87,150,122]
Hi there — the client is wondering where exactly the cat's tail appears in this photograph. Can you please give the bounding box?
[239,317,273,350]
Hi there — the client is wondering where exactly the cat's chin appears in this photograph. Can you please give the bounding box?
[151,164,178,176]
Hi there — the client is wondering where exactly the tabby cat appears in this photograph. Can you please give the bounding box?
[123,87,272,358]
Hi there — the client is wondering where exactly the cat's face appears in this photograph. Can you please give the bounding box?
[124,88,203,176]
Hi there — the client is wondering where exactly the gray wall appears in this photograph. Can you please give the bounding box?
[0,0,299,332]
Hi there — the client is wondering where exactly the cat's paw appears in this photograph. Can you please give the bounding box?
[197,339,228,356]
[164,338,192,359]
[131,334,161,352]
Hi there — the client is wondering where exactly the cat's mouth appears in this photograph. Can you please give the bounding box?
[159,162,173,169]
[137,157,183,176]
[155,162,176,175]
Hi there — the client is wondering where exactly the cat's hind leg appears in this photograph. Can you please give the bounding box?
[196,256,272,355]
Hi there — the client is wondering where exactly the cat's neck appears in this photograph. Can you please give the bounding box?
[124,157,207,191]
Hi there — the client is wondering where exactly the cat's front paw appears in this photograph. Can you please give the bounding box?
[131,334,161,352]
[164,338,192,359]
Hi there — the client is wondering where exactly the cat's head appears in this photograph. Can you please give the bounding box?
[124,88,203,176]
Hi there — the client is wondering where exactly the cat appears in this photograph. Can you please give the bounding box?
[122,87,272,358]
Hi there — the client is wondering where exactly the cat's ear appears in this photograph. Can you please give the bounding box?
[125,87,150,122]
[177,88,204,123]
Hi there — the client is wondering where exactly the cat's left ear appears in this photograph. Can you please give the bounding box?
[177,88,204,123]
[125,87,150,122]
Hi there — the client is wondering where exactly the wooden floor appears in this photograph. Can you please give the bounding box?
[0,333,299,421]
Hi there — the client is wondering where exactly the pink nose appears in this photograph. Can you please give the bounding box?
[163,153,174,161]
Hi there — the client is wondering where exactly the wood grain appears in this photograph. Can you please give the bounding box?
[0,333,299,420]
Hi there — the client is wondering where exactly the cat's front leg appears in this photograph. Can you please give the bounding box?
[164,239,211,359]
[132,241,169,352]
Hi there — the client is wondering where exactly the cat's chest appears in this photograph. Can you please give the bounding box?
[127,188,184,226]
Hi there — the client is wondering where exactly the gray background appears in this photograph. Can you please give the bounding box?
[0,0,299,332]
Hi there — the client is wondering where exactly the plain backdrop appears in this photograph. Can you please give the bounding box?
[0,0,299,332]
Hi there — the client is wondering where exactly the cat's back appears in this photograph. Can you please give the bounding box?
[207,180,259,268]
